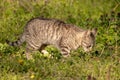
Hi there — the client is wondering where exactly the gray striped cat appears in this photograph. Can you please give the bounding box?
[8,18,97,59]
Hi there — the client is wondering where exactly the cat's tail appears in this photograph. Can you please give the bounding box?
[6,33,26,47]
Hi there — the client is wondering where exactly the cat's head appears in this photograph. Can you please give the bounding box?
[81,28,97,52]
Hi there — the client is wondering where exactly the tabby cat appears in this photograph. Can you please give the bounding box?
[8,18,97,59]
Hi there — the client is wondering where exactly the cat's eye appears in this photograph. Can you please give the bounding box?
[86,45,91,48]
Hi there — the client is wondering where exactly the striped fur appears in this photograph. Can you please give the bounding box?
[8,18,97,59]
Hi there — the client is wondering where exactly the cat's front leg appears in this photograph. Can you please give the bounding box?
[59,45,71,58]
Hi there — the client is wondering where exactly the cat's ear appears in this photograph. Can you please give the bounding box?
[85,30,92,37]
[91,28,97,36]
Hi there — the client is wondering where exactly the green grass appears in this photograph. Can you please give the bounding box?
[0,0,120,80]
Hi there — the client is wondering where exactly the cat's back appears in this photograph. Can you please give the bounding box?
[25,18,65,29]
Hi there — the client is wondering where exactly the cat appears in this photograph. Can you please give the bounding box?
[7,17,97,59]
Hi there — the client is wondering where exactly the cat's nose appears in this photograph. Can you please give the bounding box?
[84,49,90,52]
[84,47,92,52]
